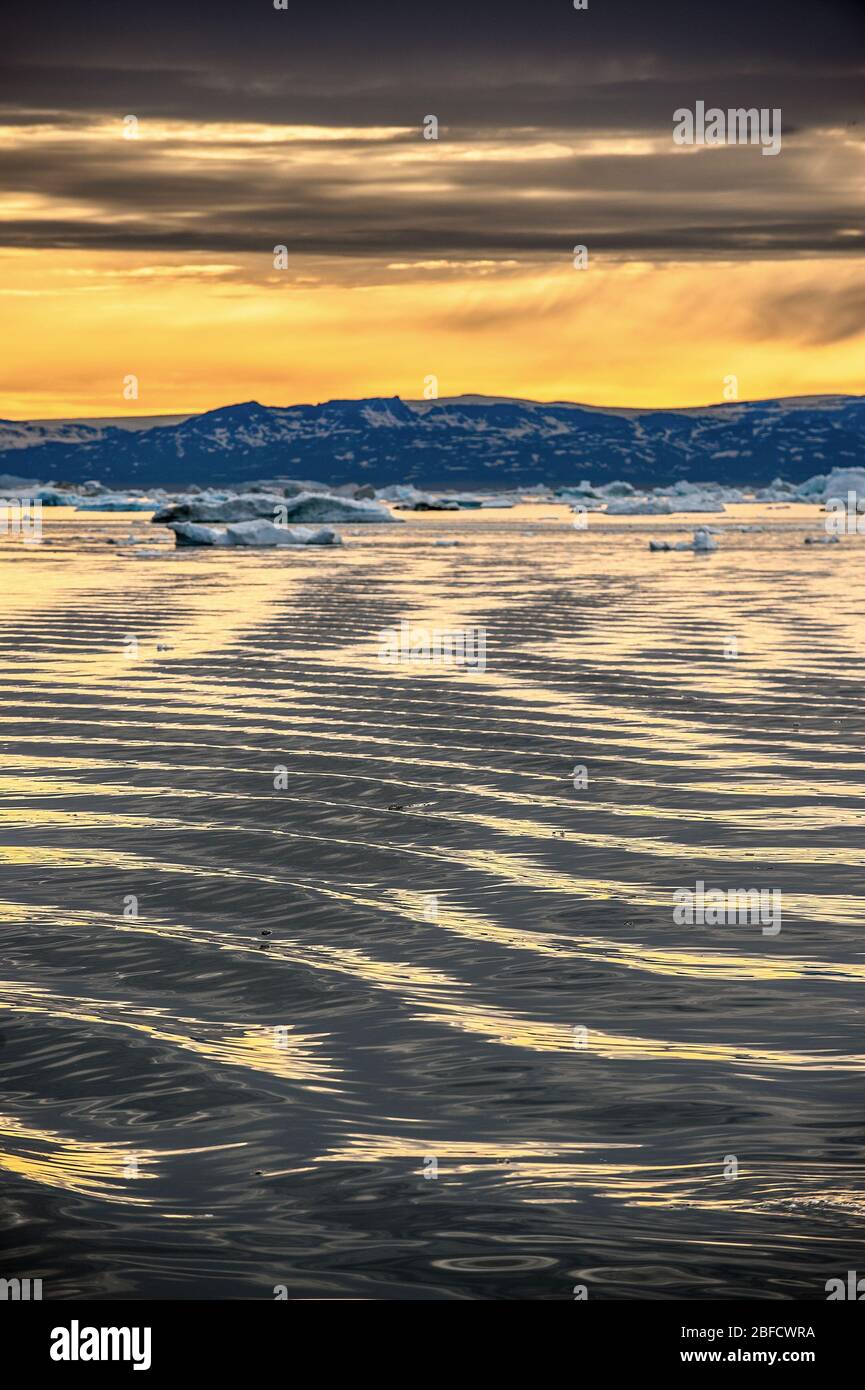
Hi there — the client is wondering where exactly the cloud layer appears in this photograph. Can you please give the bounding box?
[1,0,862,415]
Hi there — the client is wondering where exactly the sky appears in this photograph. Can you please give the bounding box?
[1,0,863,417]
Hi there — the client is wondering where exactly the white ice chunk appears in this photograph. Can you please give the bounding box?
[170,520,341,548]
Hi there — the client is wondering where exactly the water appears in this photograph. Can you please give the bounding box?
[1,503,864,1300]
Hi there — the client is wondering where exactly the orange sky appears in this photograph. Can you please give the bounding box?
[2,247,863,418]
[1,109,863,417]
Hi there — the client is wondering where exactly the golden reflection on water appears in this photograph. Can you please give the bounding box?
[4,885,862,1074]
[0,1110,243,1203]
[2,504,865,1223]
[268,1132,865,1219]
[0,976,339,1089]
[0,1112,159,1202]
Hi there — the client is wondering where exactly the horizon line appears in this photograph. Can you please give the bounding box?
[7,389,863,426]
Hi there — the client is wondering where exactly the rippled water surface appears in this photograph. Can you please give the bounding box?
[2,503,864,1300]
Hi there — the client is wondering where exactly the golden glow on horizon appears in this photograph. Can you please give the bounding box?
[1,250,863,417]
[0,111,863,416]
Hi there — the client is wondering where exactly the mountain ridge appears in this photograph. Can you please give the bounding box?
[1,393,862,490]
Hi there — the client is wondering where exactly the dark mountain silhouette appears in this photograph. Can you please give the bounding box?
[2,393,862,490]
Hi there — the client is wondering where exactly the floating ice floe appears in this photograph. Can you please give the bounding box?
[755,477,796,501]
[169,520,341,548]
[281,492,396,523]
[33,487,81,507]
[819,467,865,507]
[667,493,727,513]
[692,527,718,551]
[393,492,460,510]
[668,479,739,500]
[154,490,396,526]
[607,496,673,515]
[560,481,602,501]
[794,474,827,499]
[375,483,426,503]
[649,527,718,553]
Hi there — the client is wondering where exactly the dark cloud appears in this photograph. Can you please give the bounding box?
[0,126,860,259]
[6,1,864,70]
[4,0,865,125]
[0,61,862,130]
[1,0,863,260]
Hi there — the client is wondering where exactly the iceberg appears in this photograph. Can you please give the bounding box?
[154,490,397,525]
[606,496,673,515]
[169,520,342,548]
[260,491,400,523]
[667,493,726,513]
[794,474,828,499]
[375,484,425,503]
[563,480,602,498]
[33,487,81,507]
[820,468,865,505]
[448,493,484,508]
[692,527,718,552]
[393,493,460,510]
[650,527,718,553]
